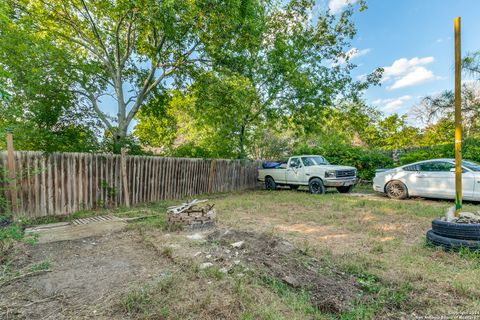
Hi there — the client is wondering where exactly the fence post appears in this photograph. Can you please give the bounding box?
[6,132,17,214]
[121,148,130,208]
[208,159,217,193]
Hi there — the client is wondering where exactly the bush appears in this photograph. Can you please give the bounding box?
[293,143,394,181]
[399,137,480,165]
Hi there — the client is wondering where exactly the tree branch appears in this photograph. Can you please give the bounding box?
[74,90,113,129]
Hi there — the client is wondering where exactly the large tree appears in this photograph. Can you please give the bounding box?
[413,84,480,137]
[135,0,381,158]
[15,0,260,152]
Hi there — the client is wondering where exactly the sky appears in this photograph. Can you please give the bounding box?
[326,0,480,124]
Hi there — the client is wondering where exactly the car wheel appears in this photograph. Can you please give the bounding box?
[309,178,325,194]
[265,176,277,191]
[385,181,408,199]
[337,185,354,194]
[290,185,299,190]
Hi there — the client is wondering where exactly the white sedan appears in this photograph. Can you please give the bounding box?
[373,159,480,200]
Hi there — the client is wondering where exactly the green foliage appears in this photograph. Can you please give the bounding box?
[133,92,178,152]
[0,215,25,263]
[293,139,394,180]
[398,137,480,165]
[0,1,101,152]
[363,114,420,150]
[29,261,50,272]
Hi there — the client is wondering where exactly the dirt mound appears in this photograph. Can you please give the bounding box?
[207,229,360,313]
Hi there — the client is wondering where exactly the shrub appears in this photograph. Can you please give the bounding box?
[398,137,480,165]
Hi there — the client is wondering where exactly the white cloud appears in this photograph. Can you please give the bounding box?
[356,73,367,81]
[435,37,451,44]
[347,48,371,60]
[381,56,436,90]
[389,67,434,90]
[328,0,358,14]
[335,47,371,65]
[372,95,412,113]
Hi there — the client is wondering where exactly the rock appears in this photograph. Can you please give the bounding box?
[206,254,212,259]
[460,212,480,220]
[219,267,229,273]
[233,260,241,265]
[231,241,245,249]
[193,251,202,257]
[446,206,455,222]
[199,262,214,269]
[187,233,204,240]
[283,275,300,288]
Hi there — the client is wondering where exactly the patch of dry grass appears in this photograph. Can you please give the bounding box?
[208,190,480,317]
[19,188,480,318]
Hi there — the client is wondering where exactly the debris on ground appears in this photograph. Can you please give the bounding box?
[452,212,480,224]
[186,233,205,240]
[203,228,361,313]
[167,199,216,230]
[443,207,480,224]
[199,262,214,269]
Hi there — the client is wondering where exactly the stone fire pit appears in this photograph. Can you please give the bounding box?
[167,199,216,230]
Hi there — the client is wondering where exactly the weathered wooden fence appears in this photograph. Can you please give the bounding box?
[0,151,259,218]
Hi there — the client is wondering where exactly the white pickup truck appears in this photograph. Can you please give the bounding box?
[258,155,357,194]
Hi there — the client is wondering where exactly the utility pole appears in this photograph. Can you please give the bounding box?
[454,17,462,216]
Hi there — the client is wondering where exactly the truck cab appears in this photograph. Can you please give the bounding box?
[258,155,357,194]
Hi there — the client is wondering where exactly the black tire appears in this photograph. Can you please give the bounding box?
[432,219,480,240]
[426,229,480,251]
[337,185,354,194]
[265,176,277,191]
[309,178,325,194]
[385,181,408,200]
[290,185,299,190]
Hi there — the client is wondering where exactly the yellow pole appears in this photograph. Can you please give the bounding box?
[454,17,462,216]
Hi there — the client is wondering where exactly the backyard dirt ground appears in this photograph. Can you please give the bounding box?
[2,188,480,319]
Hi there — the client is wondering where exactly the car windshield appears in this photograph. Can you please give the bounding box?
[301,156,330,166]
[463,160,480,171]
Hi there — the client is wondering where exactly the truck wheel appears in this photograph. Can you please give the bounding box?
[309,178,325,194]
[265,176,277,191]
[337,185,354,193]
[385,180,408,199]
[290,185,299,190]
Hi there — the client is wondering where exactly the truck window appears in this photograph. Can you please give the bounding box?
[301,156,329,166]
[289,158,301,168]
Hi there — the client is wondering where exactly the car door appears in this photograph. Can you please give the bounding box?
[286,157,305,184]
[412,161,453,198]
[415,161,475,199]
[462,169,477,201]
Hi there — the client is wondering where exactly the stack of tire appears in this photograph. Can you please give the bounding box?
[426,220,480,251]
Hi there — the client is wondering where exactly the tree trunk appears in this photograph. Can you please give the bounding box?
[238,124,247,159]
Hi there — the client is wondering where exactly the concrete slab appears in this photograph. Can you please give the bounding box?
[28,219,127,244]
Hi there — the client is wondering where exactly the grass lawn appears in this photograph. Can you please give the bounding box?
[212,190,480,316]
[3,188,480,319]
[116,188,480,318]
